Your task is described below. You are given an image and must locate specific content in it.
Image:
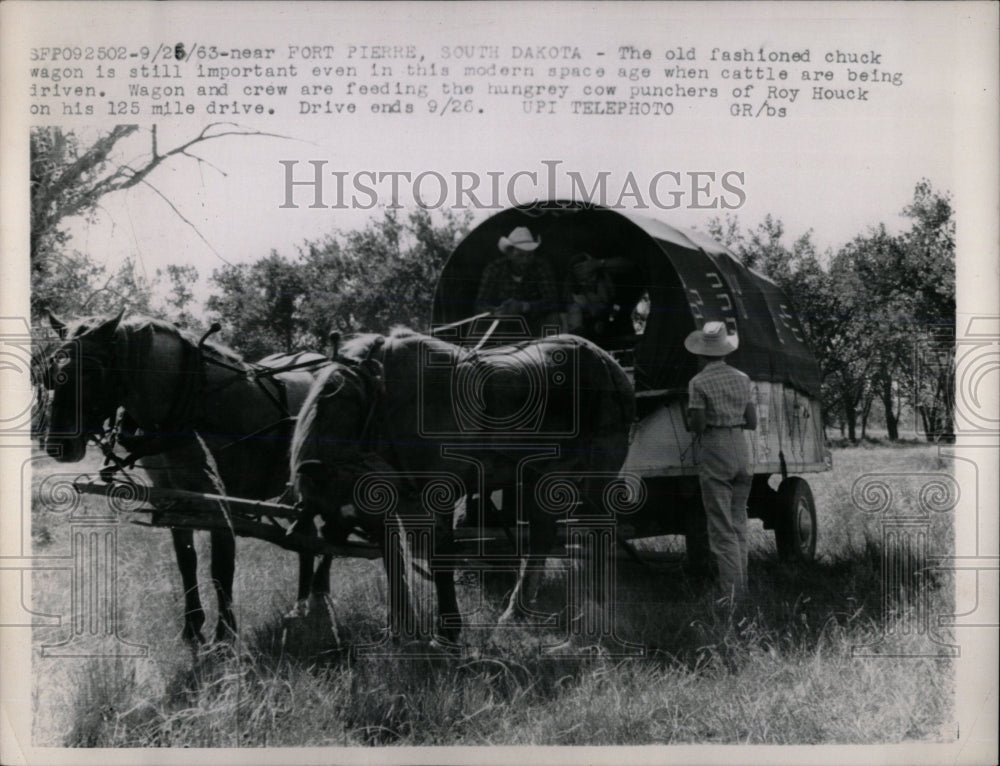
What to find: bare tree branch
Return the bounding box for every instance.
[31,124,293,263]
[138,179,232,265]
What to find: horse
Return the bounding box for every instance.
[43,311,329,644]
[289,328,635,646]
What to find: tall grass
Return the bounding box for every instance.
[32,443,956,746]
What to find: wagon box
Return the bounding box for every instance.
[433,202,830,563]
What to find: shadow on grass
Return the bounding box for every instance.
[243,527,943,668]
[620,533,948,667]
[74,530,951,747]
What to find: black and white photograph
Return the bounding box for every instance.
[0,2,997,763]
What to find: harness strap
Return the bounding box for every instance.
[164,333,207,430]
[249,356,331,378]
[202,354,329,419]
[314,336,415,495]
[107,329,327,475]
[357,337,387,446]
[251,374,289,418]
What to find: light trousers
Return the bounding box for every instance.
[696,428,752,600]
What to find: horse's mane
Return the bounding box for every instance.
[338,327,550,367]
[337,326,433,361]
[69,313,244,365]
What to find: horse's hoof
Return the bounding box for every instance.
[497,603,558,633]
[196,639,234,661]
[285,599,311,620]
[428,636,463,657]
[497,606,528,627]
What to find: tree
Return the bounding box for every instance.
[30,125,137,278]
[32,249,158,321]
[840,225,912,440]
[206,208,473,358]
[206,251,308,359]
[707,181,955,444]
[295,207,471,343]
[823,248,880,441]
[842,183,955,442]
[30,124,283,320]
[899,180,956,442]
[159,265,201,330]
[707,215,866,434]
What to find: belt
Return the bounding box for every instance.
[706,424,743,430]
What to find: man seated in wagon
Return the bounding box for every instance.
[475,226,561,337]
[562,250,641,343]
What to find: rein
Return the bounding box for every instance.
[301,337,389,485]
[96,323,329,480]
[330,336,386,449]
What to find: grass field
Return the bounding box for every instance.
[30,440,956,747]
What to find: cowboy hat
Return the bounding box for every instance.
[684,321,739,356]
[498,226,541,253]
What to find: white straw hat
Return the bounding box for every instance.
[498,226,541,253]
[684,321,739,356]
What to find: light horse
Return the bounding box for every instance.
[290,328,635,646]
[43,311,329,644]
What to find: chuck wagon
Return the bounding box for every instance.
[432,202,830,563]
[62,202,830,644]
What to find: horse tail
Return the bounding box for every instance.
[605,349,636,429]
[579,339,635,468]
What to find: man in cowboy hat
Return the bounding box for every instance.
[685,321,758,603]
[476,226,560,337]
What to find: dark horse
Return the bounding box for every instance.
[290,328,635,645]
[43,311,328,644]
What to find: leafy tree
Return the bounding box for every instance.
[707,180,955,444]
[34,250,158,320]
[839,226,909,439]
[30,124,283,320]
[206,251,307,359]
[712,213,796,284]
[899,180,956,442]
[840,183,954,442]
[206,208,472,358]
[158,264,201,330]
[30,125,138,284]
[823,248,880,441]
[311,207,470,335]
[708,215,864,434]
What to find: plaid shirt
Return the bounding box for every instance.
[688,359,752,427]
[475,256,560,315]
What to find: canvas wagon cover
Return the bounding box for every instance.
[432,203,822,398]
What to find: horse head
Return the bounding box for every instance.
[43,310,125,462]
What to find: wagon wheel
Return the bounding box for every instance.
[774,477,817,562]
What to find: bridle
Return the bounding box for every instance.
[61,321,330,483]
[324,336,387,451]
[51,339,121,430]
